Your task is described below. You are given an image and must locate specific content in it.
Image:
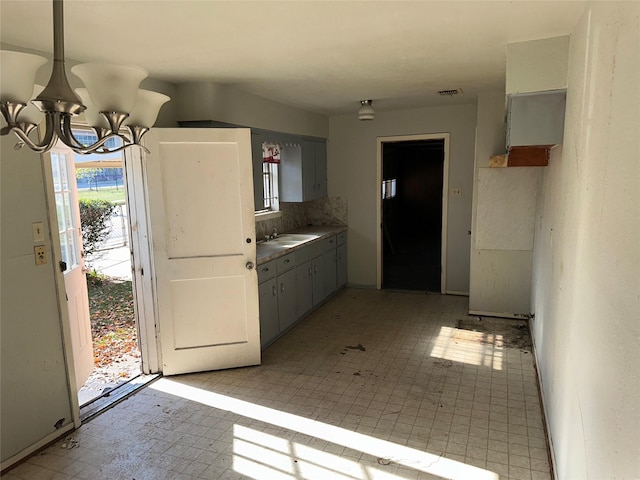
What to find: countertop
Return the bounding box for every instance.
[256,225,347,264]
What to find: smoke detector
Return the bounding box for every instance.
[438,88,464,96]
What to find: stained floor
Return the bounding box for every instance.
[2,289,551,480]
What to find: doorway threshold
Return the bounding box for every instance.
[79,373,160,423]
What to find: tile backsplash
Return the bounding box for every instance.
[255,196,347,239]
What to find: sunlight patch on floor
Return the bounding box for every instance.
[430,326,503,370]
[151,378,499,480]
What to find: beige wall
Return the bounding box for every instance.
[1,136,74,466]
[328,104,477,291]
[531,3,640,478]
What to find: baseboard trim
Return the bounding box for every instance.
[529,321,558,480]
[446,290,469,296]
[1,422,74,474]
[469,309,530,319]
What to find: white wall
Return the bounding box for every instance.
[531,3,640,478]
[176,82,328,138]
[329,104,477,291]
[1,136,74,467]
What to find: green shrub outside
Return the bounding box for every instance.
[79,199,116,257]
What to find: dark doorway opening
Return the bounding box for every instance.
[382,139,445,292]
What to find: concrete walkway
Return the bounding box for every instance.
[86,245,132,280]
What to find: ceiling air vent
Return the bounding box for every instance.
[438,88,463,96]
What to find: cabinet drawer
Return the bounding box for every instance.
[276,252,296,273]
[324,235,337,252]
[297,240,324,263]
[337,231,347,246]
[257,260,276,283]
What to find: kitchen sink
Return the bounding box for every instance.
[261,233,320,247]
[273,233,319,242]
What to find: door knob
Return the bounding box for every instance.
[246,261,255,270]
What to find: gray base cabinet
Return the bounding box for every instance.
[258,278,278,348]
[258,231,347,349]
[296,261,313,317]
[277,268,297,332]
[337,243,347,288]
[311,256,325,306]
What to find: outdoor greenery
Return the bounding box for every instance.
[77,187,126,203]
[86,272,137,368]
[79,199,116,257]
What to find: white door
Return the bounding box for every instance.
[144,128,260,375]
[46,146,94,390]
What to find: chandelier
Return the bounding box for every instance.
[0,0,169,155]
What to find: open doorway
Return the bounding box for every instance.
[75,152,141,406]
[46,132,142,408]
[378,135,449,292]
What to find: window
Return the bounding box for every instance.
[73,131,121,149]
[259,142,280,212]
[51,150,79,271]
[382,178,397,199]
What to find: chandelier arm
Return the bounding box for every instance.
[7,112,58,153]
[59,114,91,150]
[62,126,135,155]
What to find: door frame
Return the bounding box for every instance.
[376,133,450,293]
[44,127,160,422]
[122,146,161,374]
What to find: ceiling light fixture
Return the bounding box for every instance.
[0,0,169,155]
[358,100,375,121]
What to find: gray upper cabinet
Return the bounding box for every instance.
[315,141,327,198]
[506,90,566,149]
[280,139,327,202]
[251,131,266,211]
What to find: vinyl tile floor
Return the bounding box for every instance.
[3,288,551,480]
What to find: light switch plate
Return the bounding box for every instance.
[34,246,47,265]
[32,222,44,242]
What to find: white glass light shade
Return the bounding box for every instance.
[20,85,46,125]
[71,63,148,113]
[0,51,47,104]
[124,89,170,128]
[358,100,375,121]
[75,88,109,129]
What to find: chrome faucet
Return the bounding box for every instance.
[265,227,279,241]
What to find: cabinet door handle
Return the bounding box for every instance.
[308,267,312,277]
[272,286,277,296]
[280,283,285,294]
[261,267,269,272]
[284,259,290,264]
[314,266,318,274]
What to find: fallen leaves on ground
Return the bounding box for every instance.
[87,274,139,368]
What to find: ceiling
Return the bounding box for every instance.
[0,1,586,116]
